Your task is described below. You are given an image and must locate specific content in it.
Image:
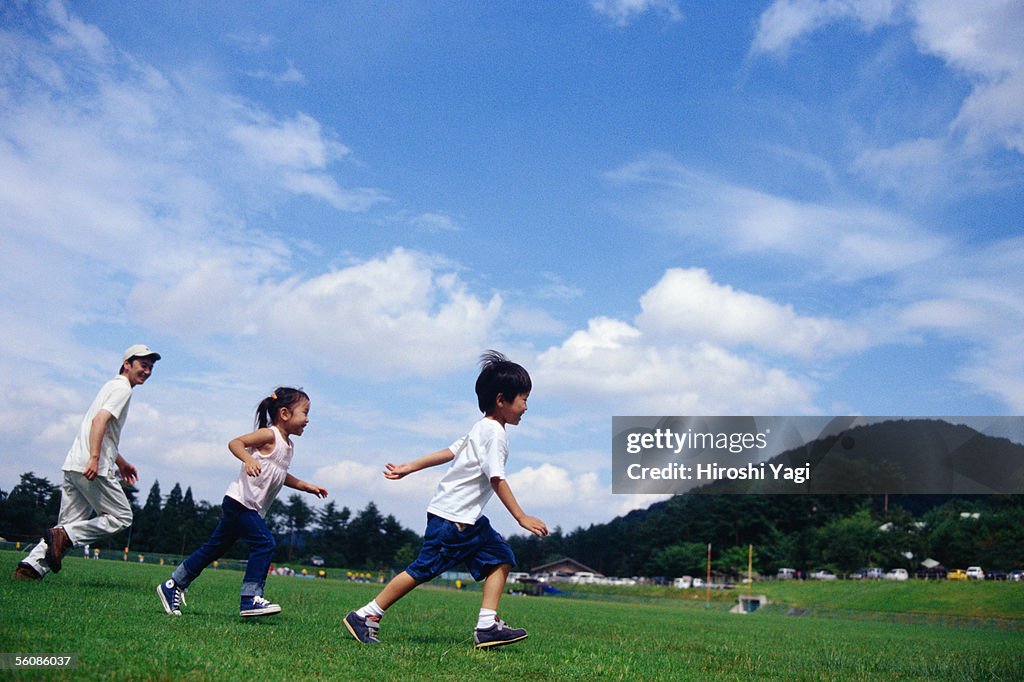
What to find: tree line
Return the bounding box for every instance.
[0,472,419,569]
[5,471,1023,577]
[507,493,1024,578]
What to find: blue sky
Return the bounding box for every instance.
[2,1,1022,538]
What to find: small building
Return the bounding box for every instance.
[531,557,603,578]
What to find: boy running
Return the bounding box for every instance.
[344,350,547,648]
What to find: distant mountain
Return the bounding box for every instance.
[690,418,1024,494]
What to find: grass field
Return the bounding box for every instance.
[2,551,1023,680]
[559,579,1024,621]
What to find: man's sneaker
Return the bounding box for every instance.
[343,611,380,644]
[12,563,42,581]
[43,527,72,573]
[473,617,528,648]
[157,579,187,616]
[240,595,281,617]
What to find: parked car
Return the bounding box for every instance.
[916,566,948,580]
[947,569,968,581]
[776,567,796,580]
[851,567,884,580]
[1009,569,1024,582]
[966,566,985,580]
[884,568,909,581]
[307,555,325,567]
[810,569,837,580]
[985,570,1007,581]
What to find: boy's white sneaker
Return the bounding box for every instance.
[473,617,528,648]
[343,611,381,644]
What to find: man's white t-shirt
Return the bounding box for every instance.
[426,418,508,525]
[62,375,133,479]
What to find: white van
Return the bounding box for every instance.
[569,572,598,584]
[966,566,985,580]
[777,567,796,580]
[884,568,908,581]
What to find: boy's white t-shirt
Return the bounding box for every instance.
[426,417,508,524]
[225,426,294,518]
[62,375,133,479]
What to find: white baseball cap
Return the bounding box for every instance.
[122,344,162,362]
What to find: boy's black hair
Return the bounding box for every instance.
[475,350,531,414]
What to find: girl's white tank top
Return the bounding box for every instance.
[224,425,293,518]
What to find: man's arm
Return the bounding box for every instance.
[491,477,548,537]
[383,448,456,480]
[84,409,114,481]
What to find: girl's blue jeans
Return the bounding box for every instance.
[171,495,276,597]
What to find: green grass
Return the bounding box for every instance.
[2,551,1023,680]
[560,579,1024,620]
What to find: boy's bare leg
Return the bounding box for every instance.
[481,563,510,611]
[375,570,421,610]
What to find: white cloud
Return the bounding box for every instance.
[226,109,387,209]
[127,247,504,379]
[266,249,503,378]
[505,463,669,532]
[606,154,947,281]
[908,2,1024,159]
[535,272,584,302]
[954,71,1024,153]
[1,4,448,381]
[409,212,461,232]
[752,0,898,55]
[603,151,1024,411]
[957,336,1024,412]
[893,236,1024,408]
[638,268,869,359]
[246,61,306,85]
[225,30,276,53]
[44,0,114,62]
[229,111,347,170]
[590,0,683,26]
[909,0,1022,78]
[754,1,1024,156]
[851,138,959,196]
[536,316,816,414]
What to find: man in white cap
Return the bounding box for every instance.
[13,345,161,580]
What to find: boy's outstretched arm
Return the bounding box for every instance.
[384,448,455,480]
[492,477,548,537]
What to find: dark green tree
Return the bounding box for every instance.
[278,494,315,562]
[313,501,351,566]
[0,472,60,542]
[646,542,708,577]
[132,481,162,551]
[812,508,880,573]
[153,483,184,553]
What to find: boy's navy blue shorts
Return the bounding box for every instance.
[405,513,517,582]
